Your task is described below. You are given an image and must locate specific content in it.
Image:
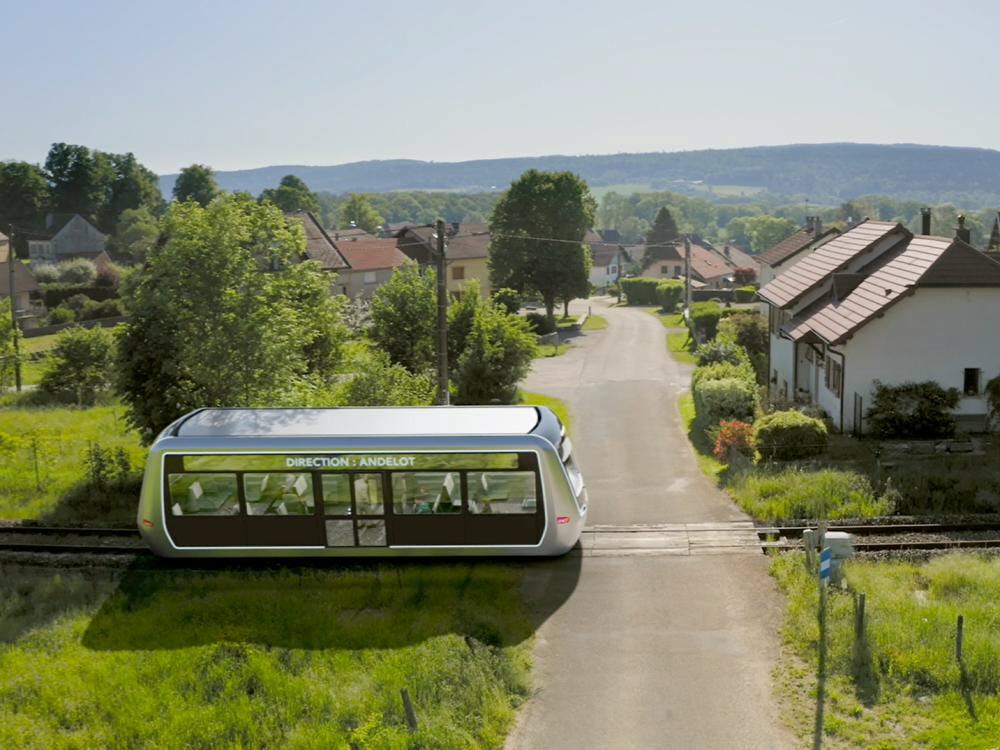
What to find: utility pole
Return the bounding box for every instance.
[7,225,22,392]
[684,236,692,315]
[435,219,449,405]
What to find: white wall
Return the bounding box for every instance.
[770,333,795,401]
[841,287,1000,433]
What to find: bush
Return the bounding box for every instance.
[655,279,684,311]
[690,301,722,342]
[31,263,60,284]
[63,293,93,317]
[733,285,757,303]
[865,380,961,438]
[55,257,98,285]
[524,311,555,335]
[620,277,659,305]
[47,306,76,325]
[695,340,747,367]
[717,311,767,356]
[691,360,756,390]
[79,298,124,321]
[339,350,435,406]
[491,287,521,315]
[95,264,121,288]
[39,325,116,405]
[713,420,754,462]
[754,410,828,460]
[454,306,538,405]
[607,282,620,298]
[34,284,119,309]
[693,376,758,430]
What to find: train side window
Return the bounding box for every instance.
[168,473,239,516]
[353,474,385,514]
[467,471,537,514]
[392,472,462,514]
[243,473,314,516]
[322,475,352,515]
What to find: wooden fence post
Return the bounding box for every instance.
[401,687,418,732]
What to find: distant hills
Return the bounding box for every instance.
[158,143,1000,208]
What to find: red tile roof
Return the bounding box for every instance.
[401,223,491,261]
[758,227,839,268]
[338,240,411,272]
[786,237,1000,345]
[689,242,735,282]
[758,220,907,309]
[713,244,760,272]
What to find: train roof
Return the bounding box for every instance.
[171,407,550,439]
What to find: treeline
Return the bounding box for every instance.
[314,191,499,229]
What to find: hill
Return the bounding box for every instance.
[158,143,1000,208]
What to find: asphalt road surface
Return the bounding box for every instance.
[506,300,795,750]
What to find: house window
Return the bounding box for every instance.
[675,265,682,276]
[363,271,377,284]
[452,266,465,280]
[660,265,669,274]
[825,356,843,398]
[964,368,981,396]
[609,265,617,274]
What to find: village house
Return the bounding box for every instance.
[710,242,760,283]
[757,217,840,287]
[26,214,108,265]
[758,217,1000,433]
[396,223,491,298]
[336,239,411,297]
[284,210,351,287]
[588,243,629,290]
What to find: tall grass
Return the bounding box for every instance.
[730,468,894,522]
[0,404,145,522]
[772,553,1000,747]
[0,561,533,749]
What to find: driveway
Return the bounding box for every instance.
[506,300,795,750]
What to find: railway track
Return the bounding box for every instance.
[0,525,145,555]
[756,521,1000,553]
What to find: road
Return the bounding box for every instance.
[506,300,795,750]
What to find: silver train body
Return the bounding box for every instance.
[138,406,587,557]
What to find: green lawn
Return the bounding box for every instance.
[21,333,59,355]
[667,332,697,365]
[520,390,571,435]
[534,342,570,358]
[678,393,726,482]
[646,308,685,329]
[0,404,145,523]
[772,553,1000,748]
[0,560,533,749]
[581,314,608,331]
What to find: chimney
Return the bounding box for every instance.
[812,217,822,236]
[920,207,932,236]
[805,216,815,234]
[723,245,731,257]
[955,214,971,244]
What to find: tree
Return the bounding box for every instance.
[448,280,484,364]
[369,264,436,373]
[338,349,435,406]
[0,162,50,249]
[489,170,596,324]
[453,304,537,405]
[39,325,116,405]
[44,143,113,221]
[259,174,319,214]
[116,195,344,442]
[747,215,797,253]
[172,164,219,206]
[101,152,162,232]
[107,207,159,263]
[644,207,680,266]
[339,193,384,234]
[556,245,592,318]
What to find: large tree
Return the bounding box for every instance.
[106,207,159,263]
[0,161,50,254]
[747,215,797,253]
[101,153,162,231]
[116,195,344,442]
[488,169,596,323]
[259,174,319,214]
[369,263,436,374]
[453,303,537,405]
[339,193,384,234]
[172,164,219,206]
[643,206,680,266]
[44,143,114,221]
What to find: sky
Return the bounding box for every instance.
[4,0,1000,175]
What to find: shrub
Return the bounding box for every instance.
[524,311,555,335]
[733,285,757,302]
[79,298,124,321]
[607,282,620,298]
[693,376,758,430]
[491,287,521,315]
[31,263,60,283]
[454,306,537,404]
[690,301,722,342]
[717,311,767,356]
[39,325,116,405]
[695,340,747,367]
[34,284,119,309]
[865,380,961,438]
[713,420,754,462]
[691,360,756,389]
[754,410,828,460]
[655,279,684,311]
[56,257,98,285]
[63,293,93,317]
[620,277,660,305]
[338,350,435,406]
[95,264,121,288]
[47,306,76,325]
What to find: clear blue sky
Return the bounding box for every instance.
[5,0,999,175]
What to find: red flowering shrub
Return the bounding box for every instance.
[713,420,754,462]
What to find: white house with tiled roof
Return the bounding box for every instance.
[758,219,1000,433]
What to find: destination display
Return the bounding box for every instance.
[182,452,521,472]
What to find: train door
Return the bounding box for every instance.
[320,472,389,548]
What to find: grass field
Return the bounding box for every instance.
[519,390,571,435]
[581,314,607,331]
[21,333,59,355]
[667,332,697,365]
[0,560,534,749]
[533,342,569,358]
[772,553,1000,748]
[0,404,144,523]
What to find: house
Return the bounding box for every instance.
[285,211,350,273]
[757,217,840,288]
[589,243,628,290]
[687,240,736,289]
[26,214,107,264]
[396,223,491,298]
[758,218,1000,433]
[710,243,760,283]
[0,259,42,328]
[330,227,376,242]
[336,240,412,297]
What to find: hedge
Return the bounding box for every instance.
[690,301,722,342]
[754,410,828,460]
[32,284,120,309]
[693,377,758,429]
[865,380,961,438]
[690,360,757,390]
[620,277,659,305]
[734,286,757,303]
[656,280,684,311]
